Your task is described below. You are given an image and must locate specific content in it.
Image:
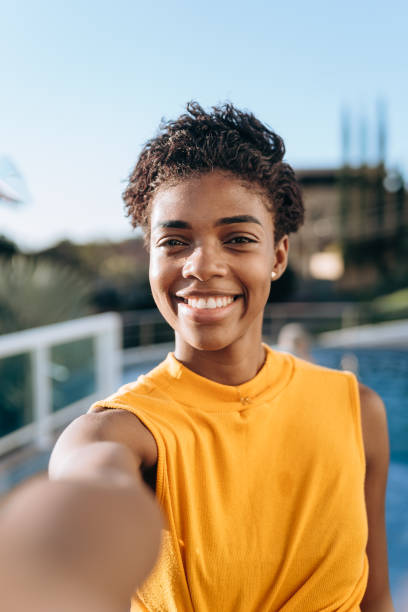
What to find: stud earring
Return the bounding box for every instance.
[271,271,277,279]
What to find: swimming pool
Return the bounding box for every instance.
[124,347,408,606]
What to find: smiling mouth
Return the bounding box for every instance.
[175,295,240,309]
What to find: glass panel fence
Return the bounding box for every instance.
[50,337,96,412]
[0,352,33,437]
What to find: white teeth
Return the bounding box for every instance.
[186,296,234,309]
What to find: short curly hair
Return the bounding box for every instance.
[123,102,304,246]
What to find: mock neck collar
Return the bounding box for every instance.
[153,344,294,412]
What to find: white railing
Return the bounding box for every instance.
[0,313,122,455]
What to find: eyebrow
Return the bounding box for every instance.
[155,220,191,229]
[154,215,262,230]
[215,215,262,226]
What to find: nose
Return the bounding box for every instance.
[182,245,227,281]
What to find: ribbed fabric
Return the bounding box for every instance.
[91,346,368,611]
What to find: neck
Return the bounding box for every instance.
[174,335,266,386]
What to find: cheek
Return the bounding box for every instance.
[248,261,273,287]
[148,257,166,303]
[148,253,161,283]
[246,268,272,308]
[149,255,177,315]
[149,252,170,286]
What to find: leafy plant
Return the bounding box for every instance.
[0,255,94,334]
[0,255,96,437]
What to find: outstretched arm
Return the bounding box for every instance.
[0,410,163,612]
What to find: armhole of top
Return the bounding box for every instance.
[344,372,366,472]
[131,410,166,506]
[88,401,166,506]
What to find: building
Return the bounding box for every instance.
[290,164,408,294]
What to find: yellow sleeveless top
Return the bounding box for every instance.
[91,346,368,611]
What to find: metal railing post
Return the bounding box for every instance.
[32,345,52,449]
[95,321,122,399]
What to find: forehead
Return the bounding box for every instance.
[150,172,272,227]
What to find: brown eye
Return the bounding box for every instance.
[227,236,256,244]
[161,239,186,247]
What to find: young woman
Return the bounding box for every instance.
[0,103,394,611]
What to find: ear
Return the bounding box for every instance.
[271,235,289,280]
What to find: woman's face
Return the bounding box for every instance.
[149,171,288,356]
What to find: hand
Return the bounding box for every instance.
[0,475,161,612]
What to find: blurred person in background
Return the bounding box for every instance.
[276,324,361,377]
[276,322,313,362]
[0,103,394,611]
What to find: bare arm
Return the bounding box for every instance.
[0,410,162,612]
[359,383,395,612]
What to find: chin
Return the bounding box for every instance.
[180,330,238,353]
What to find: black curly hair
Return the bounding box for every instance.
[123,102,304,246]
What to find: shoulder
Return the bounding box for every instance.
[287,352,354,391]
[66,408,158,468]
[285,352,338,378]
[358,382,390,470]
[94,408,158,467]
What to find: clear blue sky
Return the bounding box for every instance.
[1,0,407,250]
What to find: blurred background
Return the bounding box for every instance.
[1,0,407,607]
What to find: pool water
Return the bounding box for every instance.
[124,347,408,606]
